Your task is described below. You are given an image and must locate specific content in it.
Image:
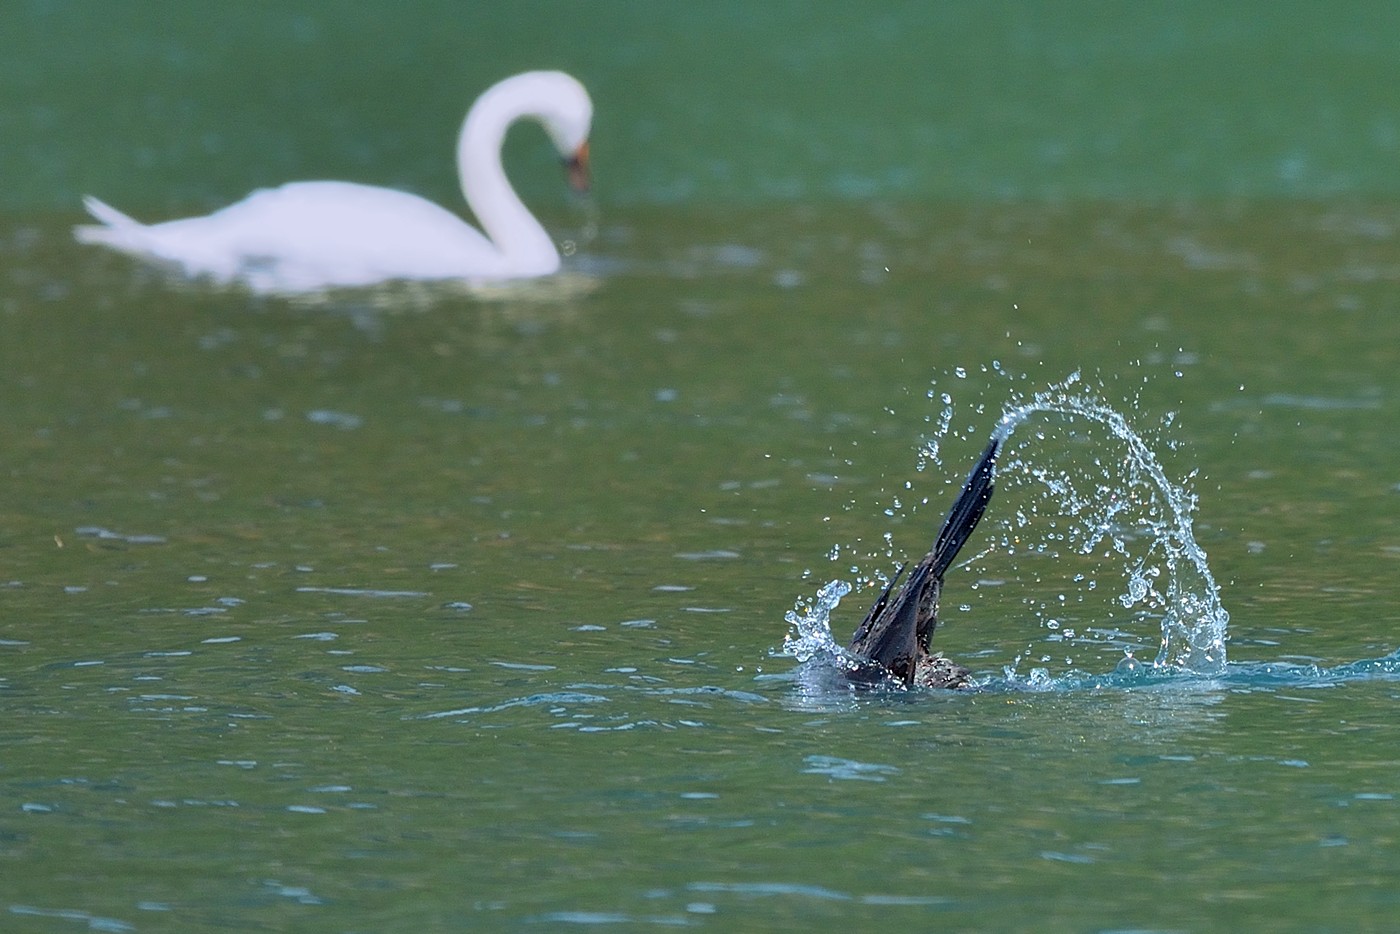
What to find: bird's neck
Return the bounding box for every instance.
[456,98,559,274]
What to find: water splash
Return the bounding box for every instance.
[993,374,1229,673]
[782,372,1230,689]
[782,579,858,671]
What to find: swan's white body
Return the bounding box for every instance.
[75,70,592,294]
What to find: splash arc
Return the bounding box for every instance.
[995,389,1229,673]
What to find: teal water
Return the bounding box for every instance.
[6,4,1400,932]
[10,2,1400,209]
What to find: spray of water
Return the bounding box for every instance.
[783,372,1230,684]
[784,578,880,680]
[995,374,1229,673]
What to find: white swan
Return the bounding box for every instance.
[74,70,592,294]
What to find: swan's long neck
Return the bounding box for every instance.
[456,88,560,276]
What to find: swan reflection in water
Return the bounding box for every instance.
[75,70,592,295]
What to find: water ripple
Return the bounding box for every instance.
[643,686,767,705]
[295,586,429,598]
[9,905,134,932]
[419,691,610,720]
[74,526,166,545]
[689,881,849,901]
[802,755,899,782]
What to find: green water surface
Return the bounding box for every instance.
[5,4,1400,932]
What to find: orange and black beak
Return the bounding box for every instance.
[564,140,591,193]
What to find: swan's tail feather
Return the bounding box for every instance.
[75,195,151,248]
[82,195,141,228]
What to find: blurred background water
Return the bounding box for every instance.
[10,1,1400,210]
[5,2,1400,931]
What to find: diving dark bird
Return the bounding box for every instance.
[846,434,1002,689]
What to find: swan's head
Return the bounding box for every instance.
[471,71,593,190]
[529,72,592,193]
[527,72,592,156]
